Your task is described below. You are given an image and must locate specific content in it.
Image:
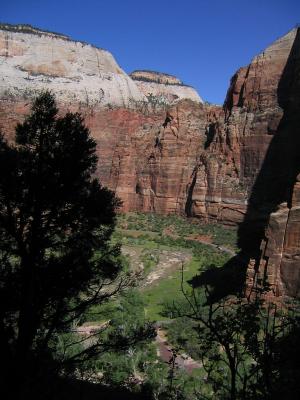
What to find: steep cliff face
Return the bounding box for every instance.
[213,29,298,203]
[222,29,298,190]
[244,28,300,298]
[0,25,299,298]
[96,100,207,214]
[0,24,144,108]
[0,24,220,222]
[176,31,300,226]
[0,25,297,224]
[192,27,300,298]
[130,70,203,104]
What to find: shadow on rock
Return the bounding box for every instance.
[188,254,249,303]
[189,28,300,300]
[238,28,300,256]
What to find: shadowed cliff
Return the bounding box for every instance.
[190,28,300,301]
[238,27,300,257]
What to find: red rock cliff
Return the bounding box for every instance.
[243,28,300,298]
[0,26,299,296]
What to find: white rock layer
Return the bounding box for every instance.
[0,28,145,107]
[133,79,203,104]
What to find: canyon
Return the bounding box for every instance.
[0,24,299,298]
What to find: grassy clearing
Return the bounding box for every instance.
[141,252,230,321]
[141,258,202,321]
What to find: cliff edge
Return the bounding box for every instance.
[130,70,203,104]
[0,23,145,108]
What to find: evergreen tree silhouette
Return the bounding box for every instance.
[0,92,123,399]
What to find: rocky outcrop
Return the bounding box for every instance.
[130,70,182,85]
[73,102,204,215]
[176,30,300,227]
[0,93,241,223]
[130,70,203,104]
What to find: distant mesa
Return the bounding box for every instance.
[130,70,203,104]
[130,70,183,85]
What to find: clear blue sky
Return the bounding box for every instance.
[2,0,299,104]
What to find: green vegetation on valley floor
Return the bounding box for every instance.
[69,212,300,399]
[115,212,238,251]
[4,92,299,400]
[86,212,236,322]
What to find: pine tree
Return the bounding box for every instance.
[0,92,123,398]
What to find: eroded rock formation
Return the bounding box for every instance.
[243,28,300,298]
[0,24,299,296]
[130,70,203,104]
[0,24,145,108]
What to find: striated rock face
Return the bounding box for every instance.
[130,70,182,85]
[244,28,300,298]
[196,27,300,298]
[0,24,299,296]
[0,24,145,108]
[99,100,206,214]
[0,24,226,223]
[130,70,203,104]
[175,30,300,228]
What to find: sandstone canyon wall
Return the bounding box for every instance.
[0,25,246,224]
[0,24,145,109]
[244,28,300,298]
[203,27,300,299]
[0,24,299,297]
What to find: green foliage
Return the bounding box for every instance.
[89,290,157,390]
[0,91,124,398]
[141,258,230,321]
[115,212,232,322]
[140,248,160,273]
[116,212,238,251]
[114,212,300,399]
[164,279,300,400]
[163,317,202,360]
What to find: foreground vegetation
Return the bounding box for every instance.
[104,212,300,399]
[1,93,299,400]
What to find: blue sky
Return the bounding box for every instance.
[2,0,299,104]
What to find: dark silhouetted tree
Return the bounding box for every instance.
[0,92,126,399]
[167,266,300,400]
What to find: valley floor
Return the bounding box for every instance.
[81,213,238,375]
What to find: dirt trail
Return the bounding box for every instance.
[78,231,235,373]
[75,323,202,374]
[156,328,202,374]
